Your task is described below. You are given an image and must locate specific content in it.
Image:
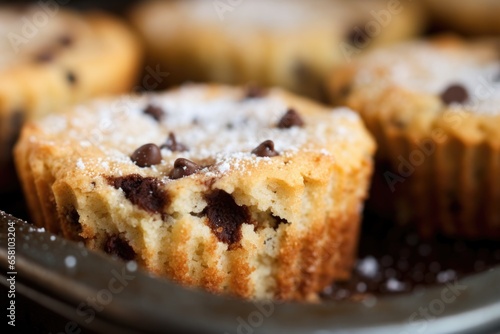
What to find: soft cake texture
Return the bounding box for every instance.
[328,36,500,239]
[15,84,375,301]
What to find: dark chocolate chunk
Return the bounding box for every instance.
[169,158,201,180]
[143,104,165,122]
[131,144,162,167]
[104,235,136,261]
[203,190,250,246]
[271,214,289,228]
[243,85,267,99]
[66,71,77,85]
[161,133,188,152]
[440,84,469,105]
[66,206,80,228]
[251,140,279,157]
[109,174,167,214]
[277,108,304,129]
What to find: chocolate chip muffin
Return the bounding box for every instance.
[424,0,500,35]
[328,36,500,239]
[129,0,424,100]
[14,84,375,301]
[0,5,142,188]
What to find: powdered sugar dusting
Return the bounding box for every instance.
[34,85,367,179]
[76,158,85,170]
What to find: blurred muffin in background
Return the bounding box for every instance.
[327,35,500,239]
[0,5,143,189]
[424,0,500,35]
[130,0,425,100]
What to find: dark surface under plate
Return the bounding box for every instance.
[1,197,500,333]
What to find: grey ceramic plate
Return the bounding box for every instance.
[1,211,499,334]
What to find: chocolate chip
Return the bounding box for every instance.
[104,235,136,261]
[143,104,165,122]
[203,190,250,247]
[243,85,267,99]
[59,35,73,47]
[161,133,188,152]
[169,158,201,179]
[66,71,77,85]
[109,174,168,214]
[271,214,289,230]
[131,144,162,167]
[277,108,304,129]
[35,52,53,63]
[440,84,469,105]
[252,140,279,157]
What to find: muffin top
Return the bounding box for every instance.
[26,84,374,182]
[0,5,142,119]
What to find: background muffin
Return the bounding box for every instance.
[0,5,143,189]
[328,36,500,239]
[129,0,425,100]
